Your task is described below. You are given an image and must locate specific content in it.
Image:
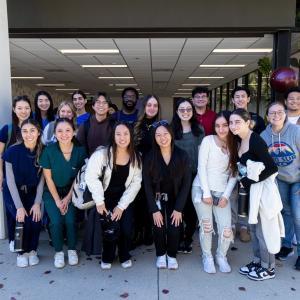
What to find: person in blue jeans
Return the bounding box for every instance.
[261,101,300,270]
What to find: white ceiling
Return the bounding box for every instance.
[9,35,279,97]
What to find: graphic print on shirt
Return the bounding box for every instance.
[268,141,296,167]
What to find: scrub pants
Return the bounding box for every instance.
[44,191,77,252]
[3,184,41,253]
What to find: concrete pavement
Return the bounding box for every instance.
[0,234,300,300]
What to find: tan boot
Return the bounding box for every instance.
[239,227,251,243]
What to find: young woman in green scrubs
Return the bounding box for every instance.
[40,118,86,268]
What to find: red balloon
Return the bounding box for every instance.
[270,67,298,93]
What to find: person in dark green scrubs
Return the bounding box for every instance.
[40,118,86,268]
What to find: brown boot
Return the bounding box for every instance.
[239,227,251,243]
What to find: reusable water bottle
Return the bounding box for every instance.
[238,186,249,217]
[14,221,24,252]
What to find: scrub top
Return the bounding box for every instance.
[2,143,40,187]
[0,124,21,148]
[76,112,90,127]
[39,142,87,189]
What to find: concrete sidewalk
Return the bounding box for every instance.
[0,235,300,300]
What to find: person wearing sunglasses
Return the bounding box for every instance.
[143,121,191,269]
[171,98,204,254]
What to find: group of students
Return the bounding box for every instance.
[0,85,300,282]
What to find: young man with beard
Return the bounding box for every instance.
[77,92,114,157]
[72,90,91,127]
[285,87,300,125]
[112,87,139,125]
[191,87,216,136]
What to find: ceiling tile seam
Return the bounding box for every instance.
[41,39,100,85]
[184,38,225,89]
[165,38,188,93]
[113,39,139,89]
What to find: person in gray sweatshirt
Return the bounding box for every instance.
[261,101,300,271]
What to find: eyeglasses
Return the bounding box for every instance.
[178,108,193,113]
[268,111,285,117]
[152,120,169,128]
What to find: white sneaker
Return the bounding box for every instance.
[167,255,178,270]
[202,256,216,274]
[216,255,231,273]
[101,261,112,270]
[54,251,65,268]
[121,259,132,269]
[68,250,78,266]
[156,255,167,269]
[28,250,39,266]
[17,253,28,268]
[9,241,16,253]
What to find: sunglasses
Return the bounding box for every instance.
[152,120,169,129]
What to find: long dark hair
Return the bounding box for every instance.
[213,111,239,175]
[148,122,181,181]
[12,95,32,127]
[134,95,161,145]
[171,98,203,139]
[20,119,43,167]
[108,122,141,169]
[34,91,55,128]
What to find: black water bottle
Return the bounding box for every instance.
[238,186,249,218]
[14,221,24,252]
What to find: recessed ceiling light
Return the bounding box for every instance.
[182,83,210,86]
[60,49,119,54]
[114,83,138,86]
[178,89,193,91]
[213,48,272,53]
[98,77,134,79]
[36,83,65,87]
[11,77,44,79]
[199,64,245,68]
[81,65,127,68]
[188,76,224,79]
[55,88,79,91]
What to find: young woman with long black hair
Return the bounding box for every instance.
[171,98,204,253]
[143,121,191,269]
[85,122,142,269]
[229,109,278,281]
[33,91,55,130]
[0,95,32,251]
[132,95,161,247]
[2,119,44,267]
[40,118,87,268]
[192,111,238,273]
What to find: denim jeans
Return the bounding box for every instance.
[277,178,300,256]
[193,190,233,258]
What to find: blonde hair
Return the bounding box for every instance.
[57,101,77,127]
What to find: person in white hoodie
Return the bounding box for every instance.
[261,101,300,271]
[85,122,142,270]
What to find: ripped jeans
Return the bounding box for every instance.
[193,191,233,258]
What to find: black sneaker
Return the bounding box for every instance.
[295,257,300,271]
[247,267,275,281]
[178,242,192,254]
[275,246,294,261]
[239,261,261,275]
